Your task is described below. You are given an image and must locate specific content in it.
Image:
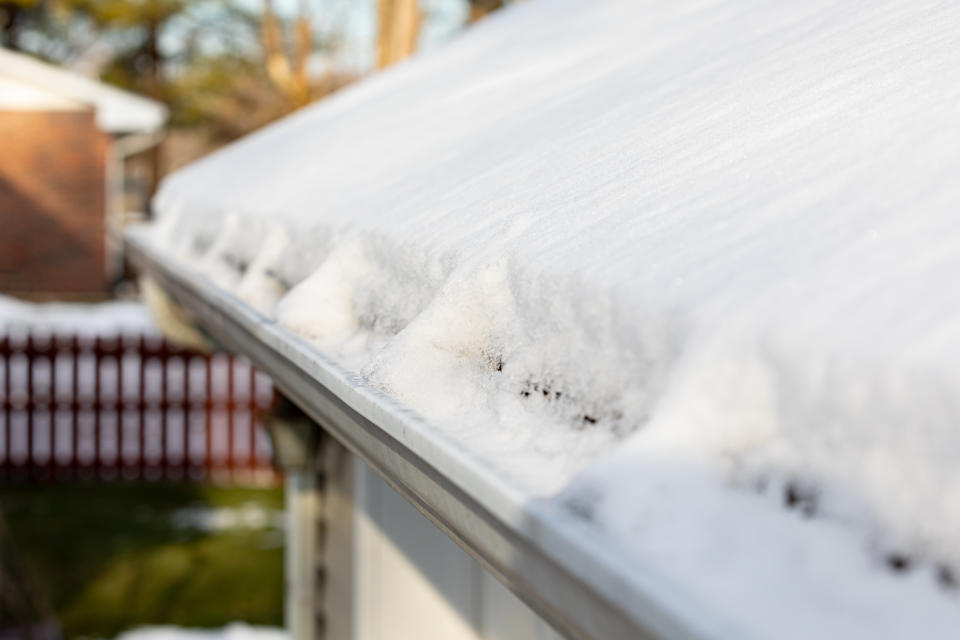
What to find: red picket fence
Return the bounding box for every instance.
[0,329,278,483]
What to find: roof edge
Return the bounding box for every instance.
[124,227,745,640]
[0,47,169,133]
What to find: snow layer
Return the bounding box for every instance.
[0,295,156,334]
[171,503,286,532]
[113,623,287,640]
[147,0,960,636]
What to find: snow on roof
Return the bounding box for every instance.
[0,47,168,133]
[144,0,960,636]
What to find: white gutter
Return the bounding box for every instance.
[125,228,750,640]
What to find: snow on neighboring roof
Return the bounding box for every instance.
[144,0,960,636]
[0,47,168,133]
[0,294,156,335]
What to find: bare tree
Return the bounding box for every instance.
[261,0,313,108]
[376,0,420,69]
[468,0,503,23]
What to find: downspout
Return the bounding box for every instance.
[264,399,325,640]
[106,131,165,288]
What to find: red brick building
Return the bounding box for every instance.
[0,48,167,299]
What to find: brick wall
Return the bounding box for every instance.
[0,110,109,296]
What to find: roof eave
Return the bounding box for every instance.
[0,47,169,134]
[124,226,741,640]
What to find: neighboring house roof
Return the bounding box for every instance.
[0,46,168,134]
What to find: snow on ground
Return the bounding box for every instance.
[113,623,287,640]
[171,503,285,532]
[0,294,156,334]
[144,0,960,636]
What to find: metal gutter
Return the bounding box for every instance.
[125,229,744,640]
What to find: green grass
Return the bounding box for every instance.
[0,482,284,639]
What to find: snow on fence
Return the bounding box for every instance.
[0,330,277,482]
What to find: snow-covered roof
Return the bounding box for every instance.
[134,0,960,637]
[0,47,168,133]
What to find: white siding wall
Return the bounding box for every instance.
[348,458,562,640]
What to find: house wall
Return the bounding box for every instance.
[324,446,561,640]
[0,109,110,297]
